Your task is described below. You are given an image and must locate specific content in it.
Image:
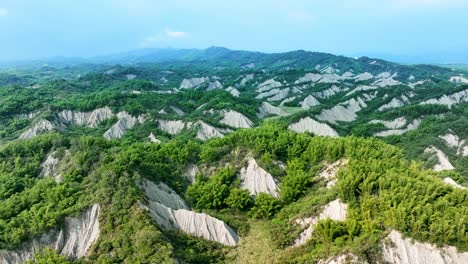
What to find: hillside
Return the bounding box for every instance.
[0,47,467,264]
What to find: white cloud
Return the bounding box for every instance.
[0,8,8,17]
[140,28,189,47]
[165,29,188,38]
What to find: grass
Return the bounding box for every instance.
[228,220,284,264]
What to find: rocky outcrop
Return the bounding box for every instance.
[220,110,253,128]
[421,89,468,108]
[19,119,55,139]
[240,74,254,86]
[148,133,161,144]
[195,121,229,141]
[288,117,339,137]
[319,159,348,188]
[301,95,320,109]
[240,158,279,197]
[313,85,345,99]
[296,72,346,84]
[256,79,282,92]
[158,120,191,135]
[374,119,421,137]
[139,180,239,246]
[139,180,188,210]
[317,94,376,124]
[440,133,468,157]
[424,146,455,171]
[370,117,407,129]
[0,204,100,264]
[40,153,62,183]
[57,107,113,128]
[294,199,347,246]
[226,86,240,97]
[382,230,468,264]
[257,102,288,118]
[256,88,290,102]
[207,80,223,90]
[180,77,208,89]
[378,95,410,111]
[373,73,401,87]
[449,76,468,84]
[443,177,466,190]
[183,163,199,183]
[354,72,374,81]
[103,112,144,139]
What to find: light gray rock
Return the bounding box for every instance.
[183,163,199,183]
[374,119,421,137]
[225,86,240,97]
[240,74,254,86]
[288,117,339,137]
[354,72,374,81]
[40,152,62,182]
[312,85,344,99]
[421,89,468,108]
[19,119,55,139]
[240,158,279,197]
[180,77,209,89]
[139,179,188,210]
[220,110,253,128]
[440,133,468,157]
[294,199,347,246]
[424,146,455,171]
[256,79,282,93]
[196,121,229,141]
[449,76,468,84]
[382,230,468,264]
[0,204,100,264]
[300,95,320,109]
[148,133,161,144]
[257,102,288,118]
[57,107,113,128]
[443,177,466,189]
[139,181,239,246]
[103,112,144,139]
[370,117,407,129]
[158,120,190,135]
[207,80,223,90]
[317,94,376,124]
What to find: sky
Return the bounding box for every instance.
[1,0,468,63]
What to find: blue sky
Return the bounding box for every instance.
[1,0,468,63]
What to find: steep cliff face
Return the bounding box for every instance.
[0,204,100,264]
[139,179,240,246]
[40,152,62,182]
[57,107,113,128]
[220,110,253,128]
[294,199,348,246]
[382,230,468,264]
[103,112,144,139]
[19,119,55,139]
[240,158,279,197]
[288,117,339,137]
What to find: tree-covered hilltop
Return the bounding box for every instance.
[1,48,468,263]
[0,123,467,263]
